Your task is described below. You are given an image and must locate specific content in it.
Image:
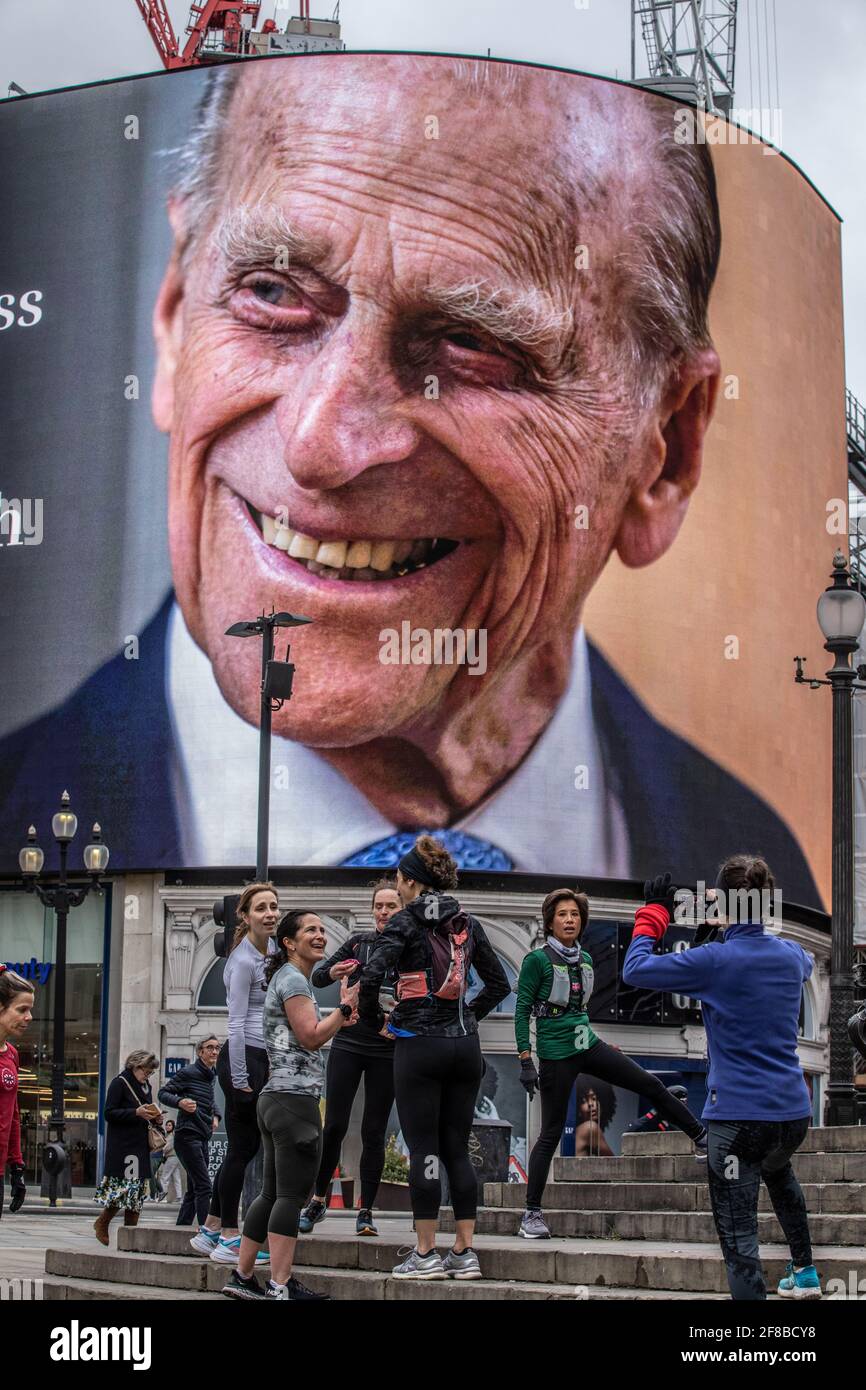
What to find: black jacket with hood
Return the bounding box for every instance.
[357,891,510,1039]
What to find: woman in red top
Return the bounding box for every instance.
[0,966,34,1218]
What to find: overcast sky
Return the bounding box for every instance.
[3,0,866,401]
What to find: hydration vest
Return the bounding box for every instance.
[531,944,594,1019]
[396,913,471,1003]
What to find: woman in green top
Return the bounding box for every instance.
[516,887,705,1239]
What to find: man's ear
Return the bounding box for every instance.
[152,198,188,433]
[614,347,720,570]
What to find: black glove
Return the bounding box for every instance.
[9,1163,26,1214]
[519,1057,539,1100]
[643,872,677,917]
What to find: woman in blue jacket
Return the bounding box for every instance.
[622,855,821,1302]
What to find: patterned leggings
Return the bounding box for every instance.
[707,1117,813,1300]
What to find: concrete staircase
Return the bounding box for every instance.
[41,1127,866,1301]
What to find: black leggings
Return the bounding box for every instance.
[209,1043,269,1229]
[707,1118,812,1300]
[394,1033,483,1222]
[242,1091,322,1242]
[526,1040,705,1207]
[315,1047,395,1210]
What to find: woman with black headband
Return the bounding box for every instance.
[299,877,402,1237]
[357,835,510,1281]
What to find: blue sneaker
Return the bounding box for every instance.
[298,1197,327,1235]
[189,1226,220,1255]
[778,1262,822,1299]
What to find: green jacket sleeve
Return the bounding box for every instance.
[515,952,543,1055]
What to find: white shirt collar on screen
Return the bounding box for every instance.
[165,601,630,876]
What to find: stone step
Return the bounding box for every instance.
[42,1276,224,1301]
[484,1180,865,1213]
[550,1152,866,1184]
[41,1267,730,1302]
[445,1207,866,1245]
[48,1235,866,1297]
[622,1126,866,1156]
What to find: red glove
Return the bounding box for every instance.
[632,902,671,941]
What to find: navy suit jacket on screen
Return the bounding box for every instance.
[0,594,822,908]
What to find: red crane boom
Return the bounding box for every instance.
[133,0,262,70]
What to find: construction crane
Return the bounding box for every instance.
[132,1,262,69]
[133,1,342,68]
[631,1,738,114]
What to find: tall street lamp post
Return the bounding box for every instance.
[795,550,866,1125]
[18,792,110,1203]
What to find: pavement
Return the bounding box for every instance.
[0,1206,385,1289]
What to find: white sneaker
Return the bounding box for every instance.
[391,1247,447,1280]
[209,1235,270,1265]
[210,1235,242,1264]
[189,1227,221,1256]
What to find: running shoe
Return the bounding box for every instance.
[189,1226,221,1255]
[221,1270,265,1301]
[210,1235,242,1264]
[693,1128,708,1161]
[209,1234,271,1266]
[356,1208,378,1236]
[778,1262,822,1299]
[391,1247,447,1279]
[442,1247,482,1279]
[298,1197,327,1234]
[287,1276,332,1301]
[519,1208,551,1240]
[264,1280,290,1300]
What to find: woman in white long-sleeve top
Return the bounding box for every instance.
[189,882,276,1267]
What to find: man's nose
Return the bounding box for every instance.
[277,325,421,491]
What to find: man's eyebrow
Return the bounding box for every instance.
[214,204,331,271]
[420,280,574,361]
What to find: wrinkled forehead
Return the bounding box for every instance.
[222,57,657,248]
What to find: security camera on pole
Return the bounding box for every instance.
[213,610,312,953]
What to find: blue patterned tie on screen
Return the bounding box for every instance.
[340,830,513,871]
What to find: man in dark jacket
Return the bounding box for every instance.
[158,1037,221,1227]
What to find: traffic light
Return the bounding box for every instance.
[213,894,241,958]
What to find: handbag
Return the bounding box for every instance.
[120,1074,167,1153]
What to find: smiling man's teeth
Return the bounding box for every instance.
[249,507,456,580]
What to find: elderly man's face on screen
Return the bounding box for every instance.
[153,57,719,756]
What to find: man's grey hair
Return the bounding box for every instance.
[170,64,720,405]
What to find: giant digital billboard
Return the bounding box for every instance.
[0,54,846,906]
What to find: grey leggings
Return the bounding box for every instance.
[242,1091,322,1242]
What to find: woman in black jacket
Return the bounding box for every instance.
[358,835,510,1282]
[300,878,402,1238]
[94,1049,162,1245]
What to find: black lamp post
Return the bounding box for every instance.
[795,549,866,1126]
[18,792,109,1203]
